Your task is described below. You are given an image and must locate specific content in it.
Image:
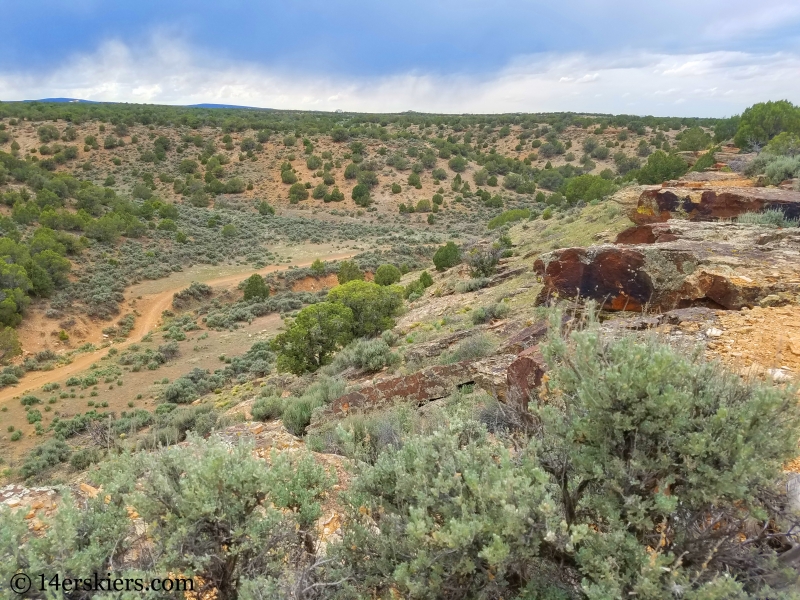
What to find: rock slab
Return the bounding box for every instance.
[632,186,800,225]
[534,223,800,311]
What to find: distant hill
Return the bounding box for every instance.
[28,98,99,104]
[187,103,270,110]
[19,98,270,110]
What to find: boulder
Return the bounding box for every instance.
[498,314,571,354]
[312,354,518,424]
[632,186,800,225]
[615,223,679,245]
[498,320,550,354]
[403,329,475,364]
[505,346,548,412]
[313,361,477,422]
[666,171,753,188]
[534,223,800,311]
[471,354,517,402]
[606,306,718,331]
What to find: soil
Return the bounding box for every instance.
[705,305,800,376]
[291,274,340,293]
[0,251,358,462]
[699,305,800,474]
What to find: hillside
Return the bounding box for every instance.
[0,100,799,599]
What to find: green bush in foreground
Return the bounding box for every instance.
[1,437,333,600]
[633,150,689,184]
[322,318,800,599]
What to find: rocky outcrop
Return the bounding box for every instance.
[498,320,551,354]
[666,171,754,188]
[632,186,800,225]
[471,354,518,401]
[403,329,475,363]
[313,361,476,421]
[505,346,548,412]
[312,354,518,424]
[606,306,718,331]
[615,223,680,245]
[534,223,800,311]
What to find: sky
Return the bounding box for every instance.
[1,0,799,116]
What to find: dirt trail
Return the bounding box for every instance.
[0,251,357,406]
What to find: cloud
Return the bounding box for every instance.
[1,35,798,117]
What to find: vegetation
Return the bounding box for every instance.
[271,302,354,374]
[632,150,689,184]
[2,99,800,600]
[433,241,461,271]
[373,263,402,286]
[326,280,403,338]
[734,100,800,149]
[737,208,798,228]
[487,208,530,229]
[337,260,364,284]
[242,273,270,301]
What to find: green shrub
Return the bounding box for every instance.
[441,333,493,363]
[374,264,402,286]
[242,274,269,300]
[633,150,689,184]
[306,155,322,170]
[352,183,371,207]
[20,395,41,406]
[101,437,329,596]
[280,168,297,184]
[419,270,433,288]
[691,148,717,172]
[312,182,328,199]
[327,280,403,338]
[282,396,318,436]
[455,277,490,293]
[344,163,359,179]
[731,101,800,148]
[763,155,800,184]
[337,260,364,284]
[20,438,71,479]
[251,395,285,421]
[470,301,510,324]
[69,447,102,470]
[433,241,461,271]
[282,378,346,435]
[737,208,798,227]
[533,316,800,596]
[564,174,615,203]
[487,208,530,229]
[327,421,561,598]
[415,198,431,212]
[272,302,354,374]
[765,131,800,157]
[326,186,345,202]
[329,337,398,373]
[288,182,308,202]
